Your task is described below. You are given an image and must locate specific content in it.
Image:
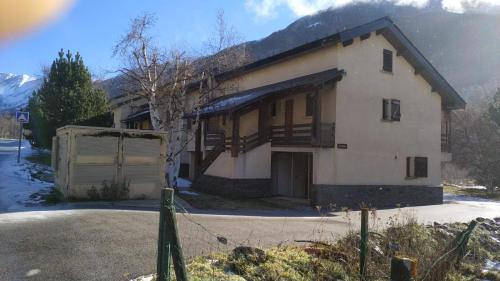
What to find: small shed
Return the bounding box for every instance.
[52,126,167,200]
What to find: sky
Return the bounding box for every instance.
[1,0,499,78]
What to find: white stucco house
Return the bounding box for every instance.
[111,17,465,209]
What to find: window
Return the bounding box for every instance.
[382,99,401,121]
[271,102,277,117]
[305,94,314,117]
[383,49,393,72]
[406,157,428,178]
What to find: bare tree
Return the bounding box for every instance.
[451,100,500,194]
[113,12,248,188]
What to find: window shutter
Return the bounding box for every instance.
[391,99,401,121]
[406,157,411,178]
[414,157,428,178]
[383,99,389,120]
[305,94,313,117]
[383,49,393,72]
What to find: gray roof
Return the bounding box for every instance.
[215,17,465,110]
[186,68,344,118]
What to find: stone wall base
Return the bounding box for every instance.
[192,175,272,199]
[311,185,443,210]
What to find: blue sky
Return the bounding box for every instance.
[1,0,494,78]
[0,0,299,78]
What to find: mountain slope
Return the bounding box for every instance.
[243,1,500,99]
[0,73,43,112]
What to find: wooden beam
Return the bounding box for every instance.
[342,39,354,47]
[360,33,371,41]
[194,122,202,176]
[311,90,321,146]
[231,113,240,157]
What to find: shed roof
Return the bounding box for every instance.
[186,68,344,118]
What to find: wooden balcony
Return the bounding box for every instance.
[271,123,335,148]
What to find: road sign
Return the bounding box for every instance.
[16,111,29,123]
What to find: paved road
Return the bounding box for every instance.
[0,200,499,281]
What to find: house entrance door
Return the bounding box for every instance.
[271,152,312,199]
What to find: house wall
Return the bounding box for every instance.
[331,33,441,187]
[193,31,446,207]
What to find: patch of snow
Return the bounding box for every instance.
[0,73,43,111]
[483,259,500,273]
[0,210,77,224]
[307,21,321,28]
[0,140,53,212]
[130,274,155,281]
[177,178,192,190]
[179,190,199,196]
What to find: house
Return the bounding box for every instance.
[112,17,465,209]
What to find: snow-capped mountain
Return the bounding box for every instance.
[0,73,43,112]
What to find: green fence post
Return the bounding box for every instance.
[157,188,171,281]
[360,208,369,280]
[165,188,188,281]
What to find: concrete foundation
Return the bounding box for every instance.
[192,175,272,199]
[310,185,443,209]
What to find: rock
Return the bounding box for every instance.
[494,217,500,223]
[231,246,267,265]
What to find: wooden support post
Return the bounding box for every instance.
[157,188,188,281]
[311,90,320,146]
[360,208,369,280]
[231,113,240,157]
[390,257,417,281]
[194,122,202,177]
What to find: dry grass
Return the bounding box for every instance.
[140,212,500,281]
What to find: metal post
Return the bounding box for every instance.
[17,124,23,163]
[360,208,369,280]
[157,188,171,281]
[157,188,188,281]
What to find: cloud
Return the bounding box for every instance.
[245,0,500,18]
[442,0,500,13]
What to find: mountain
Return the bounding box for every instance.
[242,1,500,100]
[102,2,500,102]
[0,73,43,112]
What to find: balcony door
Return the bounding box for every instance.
[285,99,294,139]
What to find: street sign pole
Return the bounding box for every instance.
[17,124,23,163]
[15,111,29,163]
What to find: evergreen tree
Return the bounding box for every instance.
[27,49,108,148]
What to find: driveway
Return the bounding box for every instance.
[0,198,499,281]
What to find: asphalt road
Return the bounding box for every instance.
[1,199,499,281]
[0,209,348,281]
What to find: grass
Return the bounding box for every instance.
[30,187,64,205]
[444,184,500,201]
[140,214,500,281]
[177,191,311,211]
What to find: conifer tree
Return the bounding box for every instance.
[27,49,108,148]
